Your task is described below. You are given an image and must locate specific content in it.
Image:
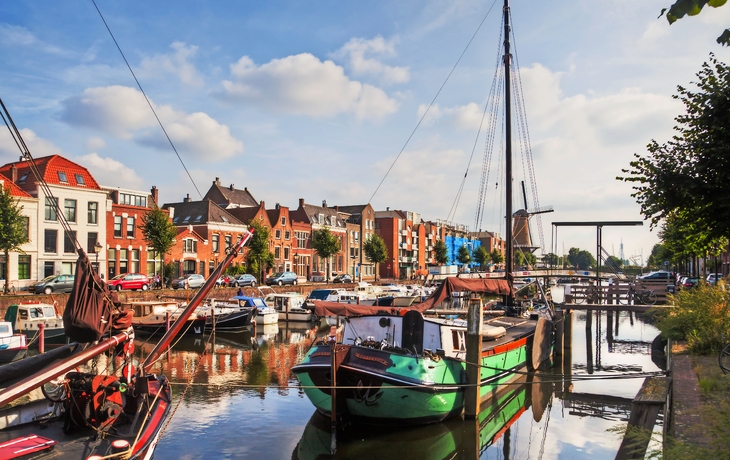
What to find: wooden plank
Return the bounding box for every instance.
[615,377,671,460]
[532,317,552,369]
[633,376,671,404]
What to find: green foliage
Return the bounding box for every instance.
[433,239,448,265]
[456,245,472,265]
[605,255,623,271]
[363,234,388,281]
[246,220,274,282]
[515,251,536,268]
[0,184,29,294]
[139,206,177,277]
[651,282,730,354]
[661,0,729,45]
[490,248,504,265]
[312,227,341,282]
[163,262,176,286]
[619,55,730,243]
[473,245,490,268]
[543,253,559,267]
[567,247,596,269]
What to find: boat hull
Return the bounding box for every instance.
[133,317,207,336]
[294,335,532,425]
[205,309,255,332]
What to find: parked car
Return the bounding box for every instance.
[215,275,235,287]
[30,274,75,295]
[332,274,353,283]
[107,273,150,291]
[171,274,205,289]
[640,271,671,281]
[681,277,700,290]
[707,273,723,285]
[233,274,257,287]
[310,271,326,282]
[266,271,298,286]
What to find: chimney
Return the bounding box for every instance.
[214,177,220,185]
[386,207,390,211]
[276,203,280,209]
[168,207,175,219]
[184,193,191,203]
[335,205,339,213]
[299,198,305,208]
[260,200,265,209]
[322,199,327,208]
[10,165,17,183]
[229,184,234,191]
[150,186,158,206]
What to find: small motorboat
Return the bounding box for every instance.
[0,321,27,364]
[3,302,65,345]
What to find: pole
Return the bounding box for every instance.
[465,293,483,418]
[328,326,338,454]
[38,324,45,354]
[503,0,514,306]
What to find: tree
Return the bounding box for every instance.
[246,219,274,283]
[515,251,537,268]
[490,248,504,266]
[473,245,490,270]
[433,240,448,265]
[660,1,730,46]
[605,255,624,272]
[312,227,341,282]
[139,205,178,280]
[619,55,730,243]
[363,234,388,281]
[567,247,597,270]
[543,253,559,267]
[0,184,28,294]
[456,245,472,268]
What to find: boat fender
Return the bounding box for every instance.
[481,324,507,340]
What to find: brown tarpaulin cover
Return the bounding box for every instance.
[312,277,512,317]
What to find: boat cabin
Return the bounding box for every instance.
[4,302,63,335]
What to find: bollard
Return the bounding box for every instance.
[38,323,45,354]
[464,293,483,419]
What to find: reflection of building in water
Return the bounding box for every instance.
[135,326,319,398]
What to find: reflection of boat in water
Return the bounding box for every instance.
[293,375,545,460]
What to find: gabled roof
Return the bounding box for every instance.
[227,202,270,227]
[176,226,207,242]
[0,178,33,198]
[295,202,346,228]
[336,204,371,224]
[0,155,102,195]
[163,199,244,226]
[202,178,258,208]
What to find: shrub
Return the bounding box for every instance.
[651,282,730,355]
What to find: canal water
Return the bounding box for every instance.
[141,309,663,459]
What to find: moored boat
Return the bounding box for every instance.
[0,322,26,364]
[265,293,312,322]
[3,302,65,345]
[199,298,257,332]
[126,300,207,336]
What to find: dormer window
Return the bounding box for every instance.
[319,213,324,224]
[194,215,203,223]
[58,171,68,183]
[19,173,28,182]
[221,216,229,222]
[75,174,85,185]
[173,216,179,223]
[183,216,191,223]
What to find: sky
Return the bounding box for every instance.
[2,0,730,265]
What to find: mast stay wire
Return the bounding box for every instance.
[368,0,499,205]
[509,11,546,254]
[90,0,203,202]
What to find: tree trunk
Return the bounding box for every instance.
[375,262,378,282]
[3,249,9,295]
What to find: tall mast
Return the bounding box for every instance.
[503,0,513,302]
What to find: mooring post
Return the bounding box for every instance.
[563,311,573,396]
[615,376,671,460]
[465,293,483,419]
[38,323,45,354]
[328,326,338,454]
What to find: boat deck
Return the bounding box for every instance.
[481,316,536,352]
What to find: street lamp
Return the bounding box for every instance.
[94,241,103,274]
[294,252,299,277]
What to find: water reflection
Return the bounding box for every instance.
[147,310,662,459]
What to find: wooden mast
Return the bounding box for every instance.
[503,0,514,305]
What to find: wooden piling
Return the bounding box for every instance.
[38,324,44,354]
[615,376,671,460]
[464,294,483,419]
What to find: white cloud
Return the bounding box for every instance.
[138,41,204,87]
[75,152,144,190]
[219,53,399,120]
[0,128,64,164]
[85,137,106,152]
[417,102,483,129]
[0,23,65,54]
[60,86,243,160]
[331,36,410,85]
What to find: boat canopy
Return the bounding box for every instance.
[417,277,512,311]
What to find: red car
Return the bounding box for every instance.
[107,273,151,291]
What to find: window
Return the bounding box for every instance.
[284,230,290,240]
[281,216,286,226]
[58,171,68,183]
[209,260,215,276]
[183,239,197,253]
[108,249,116,279]
[225,235,232,250]
[319,213,324,224]
[296,231,308,249]
[131,250,140,273]
[284,247,290,260]
[183,216,190,223]
[274,246,281,259]
[221,216,228,223]
[199,261,205,276]
[44,261,54,278]
[126,217,135,238]
[119,193,146,207]
[18,255,30,280]
[114,216,122,238]
[87,232,98,254]
[275,229,281,239]
[64,199,76,222]
[212,234,220,253]
[45,197,58,221]
[88,202,98,224]
[119,249,128,274]
[64,231,77,253]
[75,174,85,185]
[19,173,28,182]
[194,215,202,223]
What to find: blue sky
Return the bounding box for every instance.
[2,0,730,264]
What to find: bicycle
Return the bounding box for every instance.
[618,283,657,305]
[720,342,730,374]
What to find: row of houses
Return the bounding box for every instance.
[0,154,507,289]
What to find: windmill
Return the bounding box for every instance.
[513,181,553,257]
